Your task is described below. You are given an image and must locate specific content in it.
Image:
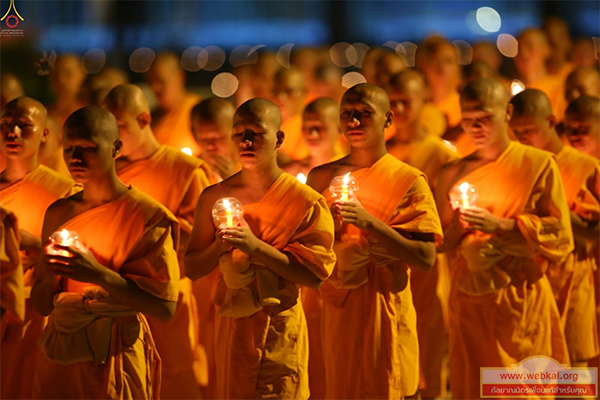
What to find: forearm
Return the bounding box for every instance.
[366,219,436,271]
[439,221,465,253]
[571,211,600,241]
[31,273,60,316]
[184,240,223,280]
[252,241,322,289]
[96,269,176,321]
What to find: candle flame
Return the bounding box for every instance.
[223,198,231,208]
[511,80,525,96]
[343,172,350,185]
[459,182,470,194]
[181,147,193,156]
[296,173,307,184]
[60,229,69,242]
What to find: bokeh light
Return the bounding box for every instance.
[341,71,367,88]
[230,44,259,67]
[496,34,518,58]
[276,43,294,68]
[211,72,239,98]
[180,46,209,72]
[453,40,473,65]
[399,42,418,67]
[129,47,156,73]
[352,43,370,67]
[203,46,227,71]
[181,147,193,156]
[511,79,526,96]
[81,48,106,74]
[330,42,355,68]
[476,7,501,33]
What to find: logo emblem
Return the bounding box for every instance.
[1,0,24,29]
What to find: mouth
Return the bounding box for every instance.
[346,130,364,137]
[239,151,256,158]
[4,142,22,151]
[68,165,86,173]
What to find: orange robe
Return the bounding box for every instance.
[319,154,443,399]
[152,92,202,155]
[446,142,573,399]
[548,146,599,362]
[279,114,310,162]
[0,206,24,324]
[528,75,568,121]
[0,165,76,399]
[117,145,211,399]
[421,103,447,138]
[387,134,458,398]
[213,173,336,399]
[32,187,180,399]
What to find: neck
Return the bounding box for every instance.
[545,130,564,154]
[309,147,337,168]
[477,132,511,161]
[2,155,39,183]
[81,170,128,206]
[121,131,161,162]
[240,161,283,189]
[520,65,547,85]
[348,143,387,168]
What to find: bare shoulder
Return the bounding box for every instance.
[307,157,349,194]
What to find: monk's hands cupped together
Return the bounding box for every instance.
[219,222,262,254]
[336,201,376,230]
[461,206,503,233]
[43,244,106,284]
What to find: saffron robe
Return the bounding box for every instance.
[0,165,76,399]
[528,75,568,121]
[152,92,202,156]
[436,90,478,156]
[319,154,443,399]
[279,114,310,162]
[549,146,599,362]
[32,187,180,399]
[0,207,24,323]
[213,173,336,399]
[446,141,573,399]
[117,145,210,398]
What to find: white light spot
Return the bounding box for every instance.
[276,43,295,68]
[296,173,307,184]
[81,48,106,74]
[476,7,501,33]
[496,34,518,58]
[330,42,355,68]
[211,72,239,98]
[180,47,209,72]
[511,79,526,96]
[129,47,155,73]
[341,72,367,88]
[352,43,370,67]
[453,40,473,65]
[230,45,258,67]
[181,147,193,156]
[204,46,227,71]
[399,42,418,67]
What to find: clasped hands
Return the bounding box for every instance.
[216,219,262,255]
[331,197,375,231]
[41,243,106,284]
[454,206,510,234]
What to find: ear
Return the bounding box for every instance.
[40,128,50,144]
[137,111,151,129]
[113,139,123,158]
[385,110,394,128]
[505,103,514,122]
[547,114,557,129]
[275,130,285,149]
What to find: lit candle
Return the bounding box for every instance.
[341,172,350,202]
[47,229,82,257]
[212,197,244,229]
[459,182,470,209]
[296,173,307,184]
[449,182,478,211]
[223,198,234,227]
[511,80,525,96]
[181,147,193,156]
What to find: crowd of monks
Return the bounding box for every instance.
[1,17,599,400]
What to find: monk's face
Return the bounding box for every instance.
[192,119,232,159]
[302,108,340,154]
[514,33,548,74]
[388,81,425,129]
[0,101,47,160]
[422,44,459,88]
[272,73,306,120]
[232,110,281,168]
[565,73,600,104]
[460,98,509,148]
[565,111,600,158]
[145,63,184,110]
[509,114,553,150]
[339,87,392,149]
[50,57,86,97]
[63,124,120,183]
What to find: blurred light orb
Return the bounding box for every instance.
[352,43,370,67]
[211,73,239,98]
[180,46,209,72]
[330,42,355,68]
[399,42,418,67]
[129,47,155,73]
[341,72,367,88]
[230,45,258,67]
[453,40,473,65]
[511,80,526,96]
[276,43,294,68]
[496,34,518,58]
[81,48,106,74]
[181,147,193,156]
[204,46,227,71]
[476,7,501,33]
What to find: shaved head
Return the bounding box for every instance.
[145,51,186,110]
[1,73,25,108]
[273,66,307,119]
[510,89,553,119]
[64,106,120,143]
[304,97,339,116]
[343,83,391,112]
[235,98,282,131]
[149,52,182,74]
[566,95,600,120]
[388,69,427,94]
[191,97,235,128]
[3,96,48,126]
[460,78,509,109]
[565,67,600,103]
[1,97,50,161]
[104,84,150,115]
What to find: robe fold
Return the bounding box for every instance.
[446,141,573,399]
[0,165,77,399]
[152,93,202,155]
[388,134,459,398]
[319,154,443,399]
[213,173,336,399]
[548,146,599,362]
[32,187,180,400]
[0,207,24,324]
[117,144,210,398]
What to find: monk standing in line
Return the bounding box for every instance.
[0,97,77,399]
[510,89,599,367]
[307,83,442,399]
[103,84,211,399]
[565,95,600,159]
[47,54,87,128]
[145,52,202,155]
[31,106,180,399]
[0,206,25,325]
[185,98,336,399]
[565,67,600,104]
[435,78,572,399]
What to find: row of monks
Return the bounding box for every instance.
[1,20,599,400]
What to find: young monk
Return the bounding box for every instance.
[272,66,310,165]
[565,67,600,104]
[185,98,336,399]
[435,78,572,399]
[145,52,202,155]
[190,97,240,183]
[0,206,25,324]
[0,97,77,400]
[565,95,600,159]
[385,70,458,399]
[38,115,70,177]
[103,84,210,399]
[31,106,180,399]
[510,89,599,367]
[307,83,442,399]
[284,97,346,178]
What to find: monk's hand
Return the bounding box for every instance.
[219,222,262,254]
[19,229,42,254]
[329,203,343,231]
[461,206,503,233]
[43,245,106,284]
[215,228,233,253]
[337,201,375,230]
[212,154,237,180]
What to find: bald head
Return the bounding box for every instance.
[565,67,600,103]
[343,83,391,112]
[2,96,48,126]
[50,54,86,97]
[373,51,406,87]
[145,52,186,110]
[149,52,182,74]
[1,73,25,108]
[510,89,553,119]
[191,97,235,131]
[388,69,426,93]
[273,66,307,119]
[566,95,600,120]
[461,78,509,109]
[304,97,339,116]
[104,84,150,115]
[235,98,282,131]
[64,106,120,143]
[472,41,502,71]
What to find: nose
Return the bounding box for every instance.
[347,111,360,127]
[240,130,254,146]
[7,124,21,138]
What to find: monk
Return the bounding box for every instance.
[571,37,599,69]
[284,97,346,178]
[272,66,310,165]
[47,54,87,129]
[39,115,70,176]
[252,51,280,100]
[565,95,600,159]
[30,106,179,399]
[145,52,202,155]
[307,83,442,399]
[83,66,129,106]
[436,78,572,399]
[385,70,458,398]
[0,97,77,399]
[565,67,600,104]
[103,84,211,399]
[0,206,25,324]
[1,72,25,108]
[185,98,336,399]
[510,89,599,367]
[514,29,567,119]
[542,16,574,81]
[190,97,240,183]
[372,50,405,88]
